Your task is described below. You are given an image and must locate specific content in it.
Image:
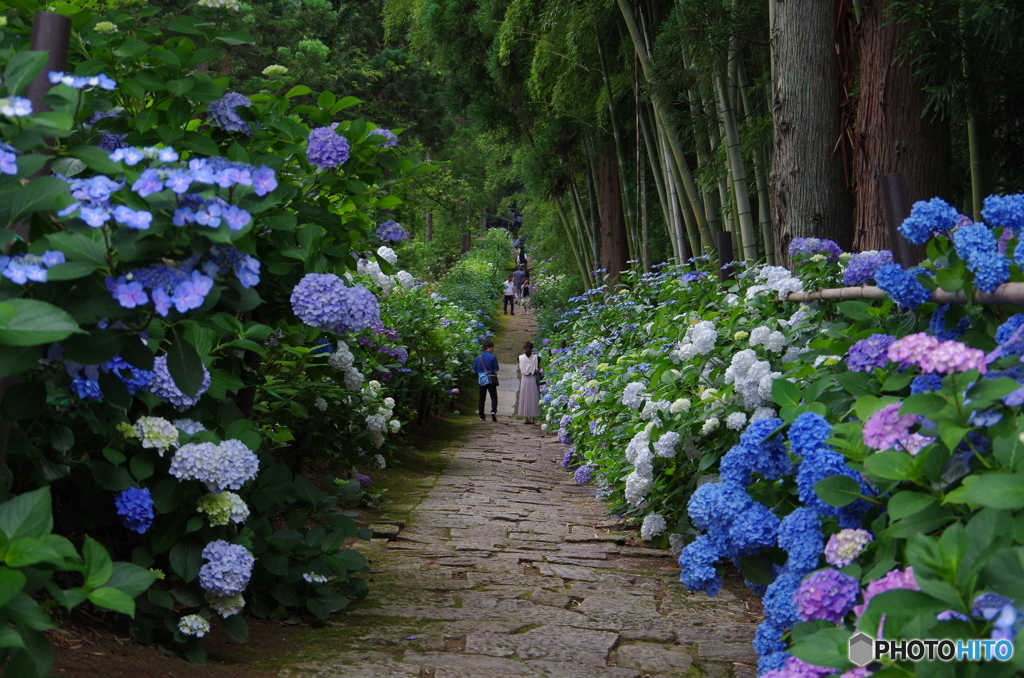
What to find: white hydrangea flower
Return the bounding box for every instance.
[303,572,329,583]
[396,270,415,289]
[640,513,667,540]
[373,454,386,469]
[669,533,686,556]
[764,331,787,353]
[384,397,395,409]
[653,431,680,458]
[749,326,771,347]
[621,381,646,409]
[365,414,387,432]
[701,417,720,435]
[377,246,398,265]
[343,367,364,390]
[178,614,210,637]
[625,430,650,464]
[724,293,739,306]
[624,471,653,506]
[726,411,748,430]
[328,343,355,370]
[669,398,691,414]
[389,418,401,432]
[757,265,804,300]
[314,397,328,412]
[751,407,777,421]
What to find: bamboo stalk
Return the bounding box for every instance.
[637,100,677,261]
[583,136,602,268]
[736,52,774,264]
[784,283,1024,305]
[717,73,757,261]
[554,197,593,290]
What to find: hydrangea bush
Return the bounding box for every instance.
[0,2,438,667]
[544,201,1024,676]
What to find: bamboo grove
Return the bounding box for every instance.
[382,0,1024,282]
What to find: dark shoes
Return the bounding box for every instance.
[491,414,497,422]
[479,414,485,421]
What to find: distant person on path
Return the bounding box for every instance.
[517,341,541,424]
[474,341,499,422]
[512,265,527,302]
[519,277,532,315]
[503,275,517,315]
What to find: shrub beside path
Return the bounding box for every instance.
[279,312,760,678]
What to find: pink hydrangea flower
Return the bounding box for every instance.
[853,566,919,620]
[863,404,918,450]
[887,332,987,375]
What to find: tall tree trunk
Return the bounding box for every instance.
[597,38,639,267]
[853,0,951,252]
[598,152,630,284]
[770,0,854,265]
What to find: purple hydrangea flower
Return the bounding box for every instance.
[573,464,593,484]
[290,273,381,334]
[149,355,211,410]
[199,540,255,597]
[846,333,896,372]
[824,529,873,568]
[899,197,959,244]
[863,403,919,451]
[788,237,843,261]
[376,220,408,242]
[795,568,860,623]
[306,127,350,169]
[0,251,65,284]
[843,250,893,285]
[114,487,154,534]
[207,92,253,134]
[762,656,838,678]
[358,474,372,486]
[206,246,261,288]
[888,333,986,375]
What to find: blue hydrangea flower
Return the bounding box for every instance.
[788,237,843,261]
[982,194,1024,232]
[149,355,211,411]
[48,71,116,90]
[911,374,944,394]
[169,439,259,493]
[198,540,254,597]
[952,224,1009,292]
[758,651,790,675]
[205,246,261,288]
[788,413,831,457]
[899,197,959,244]
[70,376,103,401]
[376,220,408,242]
[173,418,207,435]
[929,304,971,341]
[207,92,253,134]
[56,174,127,227]
[104,356,152,395]
[173,194,251,231]
[843,250,893,285]
[753,619,787,655]
[778,508,823,574]
[306,127,350,169]
[875,263,931,309]
[115,487,154,533]
[678,534,722,596]
[762,570,802,627]
[0,96,33,117]
[797,446,872,525]
[0,251,65,284]
[0,141,19,175]
[573,464,593,484]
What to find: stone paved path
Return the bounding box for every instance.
[278,311,760,678]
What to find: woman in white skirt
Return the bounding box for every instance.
[517,341,542,424]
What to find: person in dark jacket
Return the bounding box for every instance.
[474,341,499,421]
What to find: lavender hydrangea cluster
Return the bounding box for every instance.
[952,223,1009,292]
[373,128,399,147]
[788,237,843,261]
[114,487,154,534]
[899,197,959,244]
[198,540,255,597]
[761,656,839,678]
[306,127,350,168]
[842,250,893,285]
[0,250,65,284]
[573,464,593,484]
[207,92,253,133]
[824,529,873,568]
[862,403,929,453]
[376,220,408,242]
[874,263,931,309]
[149,355,211,411]
[177,614,210,638]
[846,333,896,372]
[852,566,918,620]
[794,568,859,623]
[134,156,276,200]
[169,439,259,493]
[290,273,381,333]
[57,174,152,229]
[173,194,251,231]
[174,418,207,435]
[0,96,32,117]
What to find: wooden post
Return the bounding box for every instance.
[24,11,72,114]
[716,230,735,283]
[879,172,920,267]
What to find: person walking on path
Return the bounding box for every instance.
[517,341,541,424]
[502,275,516,315]
[474,341,499,422]
[519,276,532,315]
[512,265,527,302]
